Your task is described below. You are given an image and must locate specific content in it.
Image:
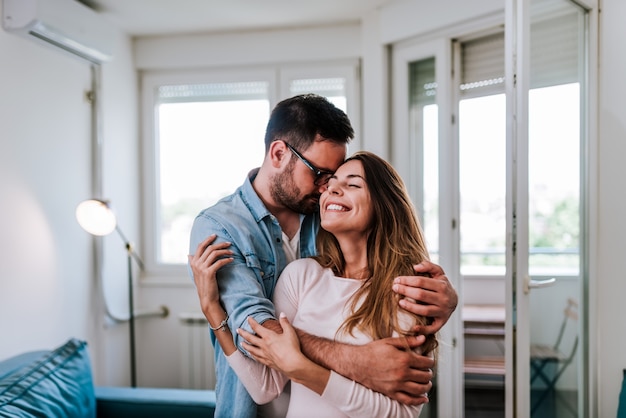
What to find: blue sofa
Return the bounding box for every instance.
[0,338,216,417]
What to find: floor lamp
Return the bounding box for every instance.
[76,198,143,388]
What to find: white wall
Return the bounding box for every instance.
[0,30,96,357]
[134,24,361,70]
[0,1,140,387]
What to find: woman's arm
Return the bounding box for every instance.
[226,350,289,404]
[239,314,331,396]
[189,234,237,354]
[241,314,424,417]
[322,371,424,418]
[189,235,288,403]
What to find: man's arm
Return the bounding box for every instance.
[290,260,453,404]
[295,330,433,406]
[393,261,458,334]
[189,215,276,347]
[264,259,438,405]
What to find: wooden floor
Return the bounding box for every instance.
[423,384,577,418]
[465,387,505,418]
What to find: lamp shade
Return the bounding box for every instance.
[76,199,117,236]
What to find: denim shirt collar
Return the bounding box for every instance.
[240,168,273,223]
[241,168,319,260]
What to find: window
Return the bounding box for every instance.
[408,58,439,263]
[458,10,582,277]
[142,64,359,277]
[156,81,270,265]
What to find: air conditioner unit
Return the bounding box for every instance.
[2,0,114,63]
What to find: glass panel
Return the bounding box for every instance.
[407,58,438,418]
[528,1,585,416]
[154,77,351,266]
[458,33,507,418]
[459,94,507,276]
[156,83,270,264]
[408,58,439,265]
[528,83,580,277]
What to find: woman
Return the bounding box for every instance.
[190,151,437,417]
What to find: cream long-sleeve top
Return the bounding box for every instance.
[226,257,424,418]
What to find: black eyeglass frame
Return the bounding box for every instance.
[284,142,335,186]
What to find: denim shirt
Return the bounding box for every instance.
[189,169,319,418]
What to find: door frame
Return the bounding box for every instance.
[392,38,464,418]
[506,0,596,416]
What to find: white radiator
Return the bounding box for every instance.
[179,312,216,389]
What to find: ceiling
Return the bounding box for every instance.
[81,0,396,37]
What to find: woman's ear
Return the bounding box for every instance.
[268,140,289,168]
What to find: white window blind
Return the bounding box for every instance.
[461,32,505,96]
[461,10,580,96]
[289,78,346,97]
[157,81,269,104]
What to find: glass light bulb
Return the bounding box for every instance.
[76,199,117,236]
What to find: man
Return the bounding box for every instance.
[189,94,458,417]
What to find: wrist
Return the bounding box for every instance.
[207,308,229,331]
[287,356,330,395]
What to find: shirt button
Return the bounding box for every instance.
[260,271,264,277]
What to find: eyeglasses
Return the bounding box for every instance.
[284,142,335,186]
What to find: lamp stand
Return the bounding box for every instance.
[126,243,137,388]
[117,225,142,388]
[76,199,168,389]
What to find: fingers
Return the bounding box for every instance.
[189,234,234,277]
[244,316,280,340]
[387,370,433,405]
[247,316,264,335]
[392,261,458,323]
[393,379,433,405]
[385,334,426,350]
[237,325,262,346]
[237,319,276,364]
[412,317,445,335]
[398,297,440,317]
[391,391,430,406]
[394,274,447,294]
[194,234,218,260]
[412,260,444,277]
[379,335,435,370]
[278,312,294,332]
[192,234,233,263]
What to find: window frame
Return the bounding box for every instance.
[141,62,360,282]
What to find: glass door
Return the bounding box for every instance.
[507,0,589,416]
[392,39,463,418]
[455,31,508,418]
[392,1,589,415]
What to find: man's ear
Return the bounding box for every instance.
[268,140,289,168]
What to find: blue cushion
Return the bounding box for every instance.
[0,338,95,418]
[618,369,626,418]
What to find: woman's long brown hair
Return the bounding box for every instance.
[314,151,438,356]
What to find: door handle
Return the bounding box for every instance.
[523,275,556,294]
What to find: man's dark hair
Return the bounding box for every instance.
[264,94,354,152]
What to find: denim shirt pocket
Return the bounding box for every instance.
[243,252,276,296]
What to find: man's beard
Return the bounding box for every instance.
[270,165,320,215]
